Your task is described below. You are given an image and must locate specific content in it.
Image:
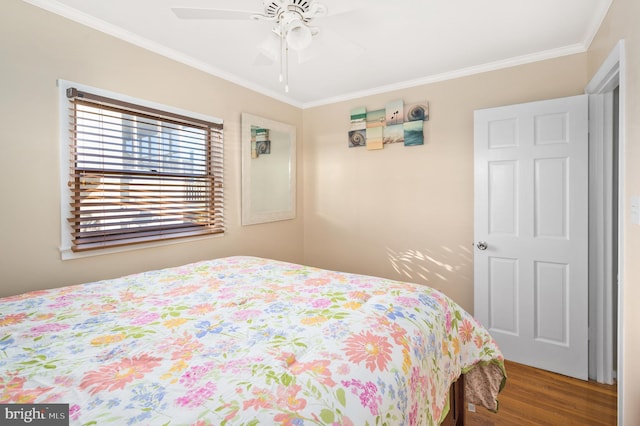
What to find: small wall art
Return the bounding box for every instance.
[348,107,367,148]
[251,127,271,158]
[349,100,429,149]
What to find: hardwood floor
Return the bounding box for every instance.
[465,360,617,426]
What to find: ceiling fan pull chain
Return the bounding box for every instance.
[279,30,285,84]
[285,44,290,93]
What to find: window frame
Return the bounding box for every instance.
[58,80,224,259]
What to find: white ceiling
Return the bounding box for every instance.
[25,0,611,108]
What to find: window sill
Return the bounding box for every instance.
[59,232,224,261]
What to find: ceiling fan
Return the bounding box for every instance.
[172,0,359,92]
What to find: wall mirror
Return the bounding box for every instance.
[241,113,296,225]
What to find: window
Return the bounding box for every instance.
[61,83,224,254]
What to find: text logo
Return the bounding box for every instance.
[1,404,69,425]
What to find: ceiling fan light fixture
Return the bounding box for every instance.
[274,1,329,91]
[285,20,312,50]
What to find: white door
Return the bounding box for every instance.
[474,95,589,380]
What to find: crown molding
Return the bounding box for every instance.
[22,0,611,110]
[302,43,588,109]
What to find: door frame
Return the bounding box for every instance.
[585,39,625,421]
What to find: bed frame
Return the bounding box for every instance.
[441,375,465,426]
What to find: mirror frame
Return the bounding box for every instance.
[241,112,297,225]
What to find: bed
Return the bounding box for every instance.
[0,256,505,425]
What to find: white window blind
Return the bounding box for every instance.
[65,88,224,252]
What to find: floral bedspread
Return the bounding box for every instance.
[0,256,505,425]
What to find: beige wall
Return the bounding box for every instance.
[587,0,640,423]
[3,0,639,422]
[0,0,304,297]
[302,55,588,313]
[302,0,639,420]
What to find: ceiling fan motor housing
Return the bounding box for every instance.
[262,0,319,23]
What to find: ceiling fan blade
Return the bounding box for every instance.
[296,29,365,64]
[253,51,276,67]
[322,0,367,18]
[256,35,280,64]
[171,8,254,20]
[302,2,328,19]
